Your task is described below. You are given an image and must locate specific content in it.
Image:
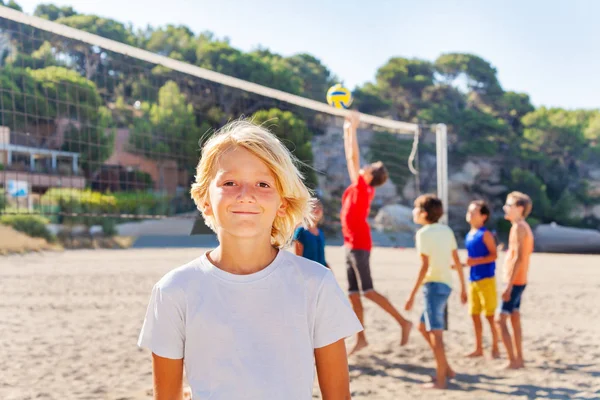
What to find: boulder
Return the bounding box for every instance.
[592,205,600,220]
[451,171,476,186]
[479,183,508,197]
[373,204,419,233]
[402,178,418,202]
[448,180,471,206]
[589,169,600,180]
[462,161,482,182]
[587,181,600,197]
[534,223,600,254]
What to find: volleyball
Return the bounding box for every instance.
[326,84,353,109]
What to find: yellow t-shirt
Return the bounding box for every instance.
[416,223,457,287]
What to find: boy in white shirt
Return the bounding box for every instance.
[405,194,467,389]
[138,120,362,399]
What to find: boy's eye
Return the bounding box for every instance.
[223,181,236,186]
[258,182,271,188]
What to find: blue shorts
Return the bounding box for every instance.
[501,284,526,314]
[420,282,452,331]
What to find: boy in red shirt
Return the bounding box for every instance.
[342,112,413,355]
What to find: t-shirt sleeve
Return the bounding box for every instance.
[313,271,363,348]
[292,227,304,243]
[416,230,430,256]
[137,284,186,359]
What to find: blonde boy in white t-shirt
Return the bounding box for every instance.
[138,121,362,399]
[405,194,467,390]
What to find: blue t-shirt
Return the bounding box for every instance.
[293,226,327,267]
[465,227,496,282]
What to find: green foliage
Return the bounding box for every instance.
[0,214,55,242]
[42,189,117,228]
[54,14,134,44]
[129,80,207,171]
[435,53,503,98]
[112,191,171,217]
[506,168,583,225]
[34,3,78,20]
[366,132,414,193]
[143,25,198,64]
[41,189,172,234]
[0,189,6,211]
[4,0,23,11]
[61,106,115,175]
[522,107,590,160]
[251,108,318,189]
[29,66,102,120]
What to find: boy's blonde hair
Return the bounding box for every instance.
[507,191,533,218]
[190,120,314,248]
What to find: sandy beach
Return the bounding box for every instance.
[1,247,599,399]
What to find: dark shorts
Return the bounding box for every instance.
[420,282,452,331]
[501,284,527,314]
[346,248,374,294]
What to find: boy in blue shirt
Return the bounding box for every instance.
[464,200,500,359]
[293,199,329,268]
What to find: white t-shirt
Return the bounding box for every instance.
[138,250,363,400]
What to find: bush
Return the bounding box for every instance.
[41,188,117,227]
[112,191,172,217]
[0,214,55,242]
[0,189,6,211]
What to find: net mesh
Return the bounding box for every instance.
[0,8,438,245]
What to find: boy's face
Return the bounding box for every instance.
[503,196,523,222]
[313,205,323,223]
[466,203,486,226]
[204,146,286,242]
[412,205,428,225]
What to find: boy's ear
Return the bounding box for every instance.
[202,199,213,216]
[276,199,288,217]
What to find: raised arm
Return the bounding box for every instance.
[152,353,184,400]
[343,111,361,184]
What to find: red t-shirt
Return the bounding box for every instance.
[340,175,375,250]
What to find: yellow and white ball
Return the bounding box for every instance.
[326,84,353,109]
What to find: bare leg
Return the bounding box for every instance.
[466,315,484,357]
[497,314,519,369]
[510,311,524,368]
[348,293,368,355]
[486,315,500,358]
[419,323,455,379]
[423,330,448,389]
[364,290,413,345]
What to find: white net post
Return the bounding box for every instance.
[436,124,449,224]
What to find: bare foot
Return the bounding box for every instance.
[348,338,368,356]
[491,348,501,359]
[502,361,520,370]
[465,349,484,358]
[430,367,456,382]
[515,359,525,369]
[423,381,447,390]
[446,368,456,379]
[400,321,413,346]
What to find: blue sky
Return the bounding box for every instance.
[13,0,600,109]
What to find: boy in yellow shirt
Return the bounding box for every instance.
[405,194,467,389]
